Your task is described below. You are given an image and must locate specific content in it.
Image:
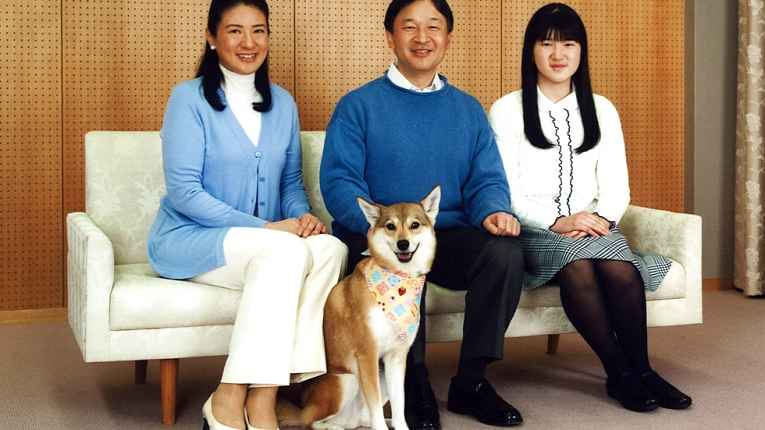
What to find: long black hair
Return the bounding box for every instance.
[521,3,600,154]
[196,0,272,112]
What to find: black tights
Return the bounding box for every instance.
[556,259,651,378]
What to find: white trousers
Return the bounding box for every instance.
[192,227,347,385]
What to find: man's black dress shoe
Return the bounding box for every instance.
[404,370,441,430]
[606,371,659,412]
[640,371,692,409]
[447,377,523,427]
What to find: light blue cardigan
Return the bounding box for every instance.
[147,78,310,279]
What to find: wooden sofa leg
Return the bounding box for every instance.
[135,360,147,384]
[546,334,560,354]
[160,359,179,426]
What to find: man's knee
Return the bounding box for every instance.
[481,236,524,273]
[334,232,367,275]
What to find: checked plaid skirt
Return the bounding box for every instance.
[519,226,671,291]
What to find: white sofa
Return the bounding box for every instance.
[67,131,702,425]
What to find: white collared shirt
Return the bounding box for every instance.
[386,63,444,92]
[220,64,263,147]
[489,87,630,229]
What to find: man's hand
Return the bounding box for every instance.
[482,212,521,237]
[297,213,327,237]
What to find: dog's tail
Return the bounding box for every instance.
[275,398,306,427]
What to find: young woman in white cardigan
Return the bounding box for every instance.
[489,3,691,413]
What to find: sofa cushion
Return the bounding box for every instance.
[426,257,685,314]
[110,257,685,330]
[110,264,239,330]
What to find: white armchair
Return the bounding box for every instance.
[67,131,702,425]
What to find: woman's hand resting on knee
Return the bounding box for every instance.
[297,213,327,237]
[265,213,326,237]
[550,212,611,238]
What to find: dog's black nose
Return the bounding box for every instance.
[397,240,409,251]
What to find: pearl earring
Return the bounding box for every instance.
[211,45,216,50]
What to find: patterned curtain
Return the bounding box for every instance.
[735,0,765,296]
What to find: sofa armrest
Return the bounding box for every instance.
[619,205,703,322]
[67,212,116,362]
[619,205,701,273]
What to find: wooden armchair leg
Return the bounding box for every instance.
[160,359,179,426]
[135,360,147,384]
[546,334,560,355]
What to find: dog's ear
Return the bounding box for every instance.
[420,186,441,225]
[357,197,381,227]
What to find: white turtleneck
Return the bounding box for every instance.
[220,64,263,147]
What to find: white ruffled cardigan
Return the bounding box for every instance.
[489,88,630,230]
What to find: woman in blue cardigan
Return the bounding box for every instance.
[146,1,347,429]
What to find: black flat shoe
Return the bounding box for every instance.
[447,377,523,427]
[606,372,659,413]
[405,369,441,430]
[640,371,692,409]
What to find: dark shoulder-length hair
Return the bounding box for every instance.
[521,3,600,154]
[196,0,272,112]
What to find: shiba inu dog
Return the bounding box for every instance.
[279,187,440,430]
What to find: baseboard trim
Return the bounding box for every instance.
[0,308,67,325]
[703,278,733,291]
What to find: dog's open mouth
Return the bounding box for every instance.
[395,244,419,263]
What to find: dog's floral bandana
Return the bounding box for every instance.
[364,262,426,344]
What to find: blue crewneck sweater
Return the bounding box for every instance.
[321,75,511,235]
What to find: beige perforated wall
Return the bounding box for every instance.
[295,0,389,129]
[61,0,294,217]
[295,0,503,129]
[0,2,63,310]
[2,1,685,311]
[503,1,686,212]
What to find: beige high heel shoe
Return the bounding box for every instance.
[202,394,244,430]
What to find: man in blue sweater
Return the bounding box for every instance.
[320,0,525,428]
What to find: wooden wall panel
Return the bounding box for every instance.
[295,0,390,130]
[62,0,295,216]
[295,0,502,130]
[0,2,63,310]
[502,1,685,212]
[440,0,502,110]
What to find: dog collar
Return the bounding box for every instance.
[364,262,426,343]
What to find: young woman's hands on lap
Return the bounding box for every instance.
[550,211,610,237]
